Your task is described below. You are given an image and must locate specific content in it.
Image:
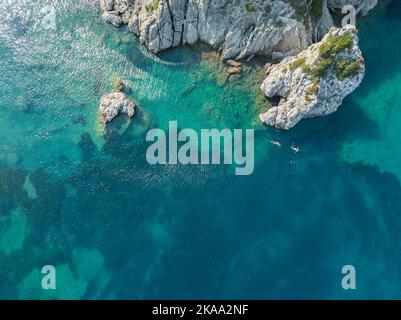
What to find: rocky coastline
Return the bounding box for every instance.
[99,0,378,129]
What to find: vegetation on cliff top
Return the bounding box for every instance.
[290,32,362,84]
[245,2,256,12]
[289,31,363,101]
[145,0,159,13]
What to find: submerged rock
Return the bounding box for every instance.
[113,77,124,92]
[72,116,87,126]
[226,59,242,68]
[99,92,136,124]
[259,25,365,130]
[0,168,26,215]
[14,93,31,112]
[227,66,242,75]
[78,133,96,159]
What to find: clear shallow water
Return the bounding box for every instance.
[0,0,401,299]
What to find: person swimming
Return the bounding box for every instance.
[291,145,300,153]
[270,140,282,147]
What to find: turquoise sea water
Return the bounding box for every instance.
[0,0,401,299]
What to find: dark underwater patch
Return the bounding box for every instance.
[79,132,96,160]
[0,168,26,215]
[19,169,65,234]
[384,0,401,21]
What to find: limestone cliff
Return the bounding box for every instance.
[100,0,324,60]
[259,25,365,129]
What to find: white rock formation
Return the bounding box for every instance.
[259,25,365,130]
[100,1,380,60]
[100,0,312,60]
[99,92,136,123]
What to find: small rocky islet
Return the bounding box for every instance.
[99,92,136,124]
[99,78,137,124]
[99,0,377,129]
[259,25,364,129]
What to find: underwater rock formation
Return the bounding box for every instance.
[78,133,97,159]
[0,169,26,215]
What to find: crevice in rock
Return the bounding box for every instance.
[268,95,283,107]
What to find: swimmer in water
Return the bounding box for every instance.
[291,145,300,153]
[270,140,282,147]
